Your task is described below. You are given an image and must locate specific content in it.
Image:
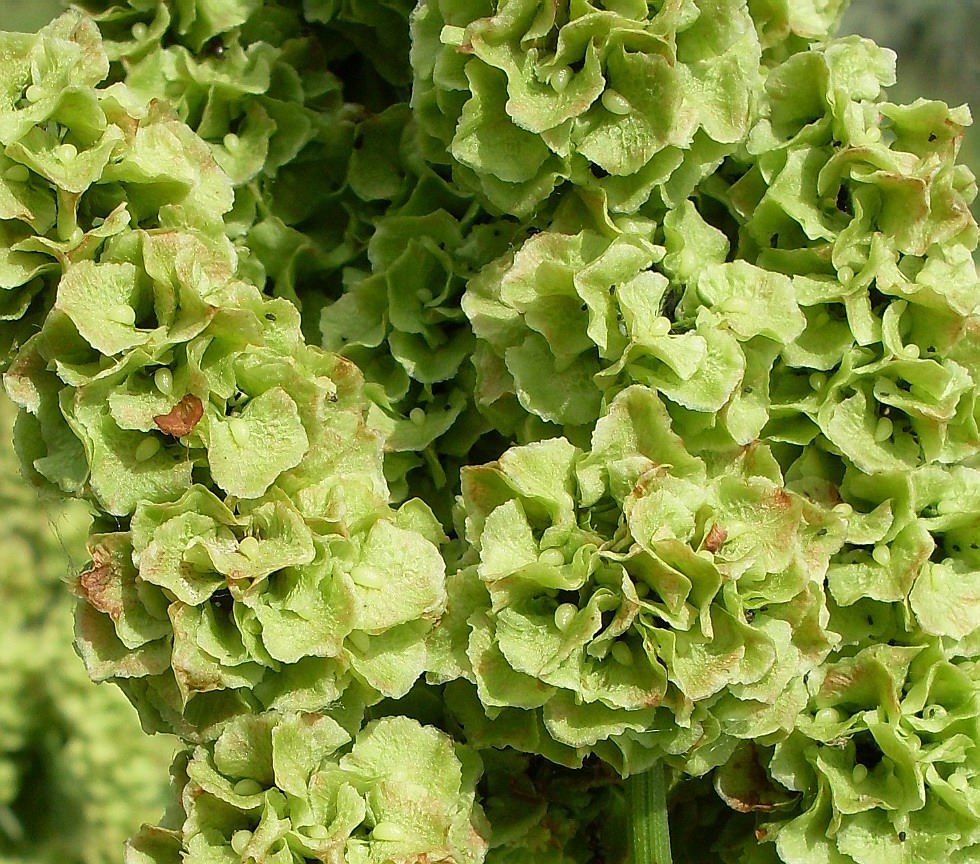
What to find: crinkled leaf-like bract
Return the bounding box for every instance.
[438,386,844,776]
[125,712,488,864]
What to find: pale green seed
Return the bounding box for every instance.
[874,417,893,443]
[154,368,173,394]
[131,22,148,40]
[634,581,650,598]
[25,84,42,103]
[809,372,827,391]
[440,25,466,47]
[223,133,240,150]
[601,89,632,115]
[649,317,671,338]
[815,707,840,725]
[229,418,251,447]
[351,565,383,588]
[231,831,251,855]
[872,545,890,566]
[538,548,565,567]
[233,778,263,797]
[550,66,572,93]
[107,305,136,326]
[134,437,161,463]
[410,407,426,425]
[3,164,29,183]
[904,344,920,359]
[554,603,577,632]
[852,764,868,784]
[55,143,77,162]
[838,266,855,284]
[372,822,409,843]
[239,536,261,558]
[611,642,633,666]
[348,631,371,653]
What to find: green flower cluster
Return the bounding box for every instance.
[127,711,487,864]
[0,395,175,864]
[412,0,766,218]
[77,0,533,521]
[692,640,980,864]
[2,12,449,745]
[433,386,843,776]
[0,2,977,863]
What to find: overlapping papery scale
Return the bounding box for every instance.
[411,0,765,219]
[81,0,416,91]
[126,711,488,864]
[319,111,524,520]
[748,0,851,66]
[429,386,844,776]
[76,2,533,524]
[461,33,980,535]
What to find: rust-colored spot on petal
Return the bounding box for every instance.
[704,524,728,553]
[755,828,768,842]
[154,394,204,437]
[77,558,123,621]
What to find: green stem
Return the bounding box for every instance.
[626,762,672,864]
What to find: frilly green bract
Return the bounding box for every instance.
[125,712,488,864]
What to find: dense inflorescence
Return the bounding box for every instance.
[0,2,977,863]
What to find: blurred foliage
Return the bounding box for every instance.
[0,394,176,864]
[0,1,65,32]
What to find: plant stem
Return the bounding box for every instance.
[626,762,672,864]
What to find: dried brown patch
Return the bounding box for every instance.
[704,524,728,553]
[154,394,204,437]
